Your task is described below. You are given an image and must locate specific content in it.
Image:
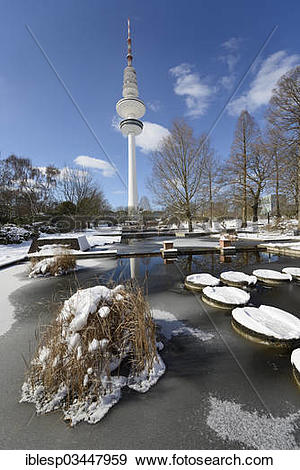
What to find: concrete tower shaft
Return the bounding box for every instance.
[116,19,146,212]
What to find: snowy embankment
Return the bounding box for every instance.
[21,284,165,426]
[253,269,292,283]
[185,273,220,290]
[40,231,121,248]
[202,286,250,309]
[220,271,257,287]
[0,241,31,267]
[232,305,300,344]
[0,230,121,269]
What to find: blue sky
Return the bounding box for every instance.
[0,0,299,208]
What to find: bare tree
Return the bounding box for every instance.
[59,166,109,217]
[267,66,300,226]
[0,155,59,222]
[199,140,220,228]
[224,110,259,226]
[148,120,206,232]
[247,137,273,222]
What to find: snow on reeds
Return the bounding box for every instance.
[21,283,165,425]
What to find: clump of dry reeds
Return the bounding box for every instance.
[22,282,158,418]
[29,251,77,277]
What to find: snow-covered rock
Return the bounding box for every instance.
[232,305,300,342]
[220,271,257,287]
[202,286,250,309]
[282,267,300,280]
[253,269,292,283]
[185,273,220,289]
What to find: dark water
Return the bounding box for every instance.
[0,251,300,449]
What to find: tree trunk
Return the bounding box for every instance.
[275,152,281,218]
[209,170,213,228]
[241,131,247,228]
[252,199,259,222]
[298,138,300,230]
[187,214,193,232]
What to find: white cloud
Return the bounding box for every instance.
[147,100,161,112]
[219,37,242,90]
[74,155,116,177]
[136,121,170,154]
[169,63,215,117]
[228,50,300,116]
[112,115,169,154]
[222,37,241,52]
[111,115,120,131]
[219,74,236,91]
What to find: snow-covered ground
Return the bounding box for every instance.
[232,305,300,341]
[203,286,250,307]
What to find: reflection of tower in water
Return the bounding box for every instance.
[130,257,140,279]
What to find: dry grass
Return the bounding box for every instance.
[24,282,157,411]
[29,251,77,277]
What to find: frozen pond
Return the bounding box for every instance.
[0,250,300,449]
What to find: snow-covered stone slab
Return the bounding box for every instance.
[253,269,292,284]
[282,267,300,280]
[202,286,250,309]
[291,348,300,386]
[185,273,220,291]
[220,271,257,288]
[232,305,300,346]
[29,235,90,254]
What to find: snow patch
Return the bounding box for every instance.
[152,309,214,341]
[207,396,300,449]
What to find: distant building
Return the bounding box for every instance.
[259,194,286,215]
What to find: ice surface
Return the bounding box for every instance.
[207,396,300,449]
[220,271,257,285]
[186,273,220,287]
[203,286,250,305]
[232,305,300,340]
[253,269,292,281]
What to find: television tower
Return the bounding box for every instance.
[116,19,146,213]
